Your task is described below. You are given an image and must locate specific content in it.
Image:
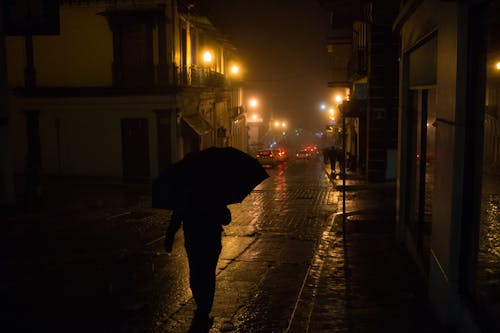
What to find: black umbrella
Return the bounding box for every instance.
[152,147,269,210]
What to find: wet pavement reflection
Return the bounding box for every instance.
[477,173,500,322]
[2,155,441,332]
[2,156,337,332]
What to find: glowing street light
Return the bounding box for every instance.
[335,95,343,103]
[231,65,239,74]
[203,50,213,64]
[247,99,262,123]
[329,108,335,120]
[496,61,500,70]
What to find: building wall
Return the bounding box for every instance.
[9,95,176,178]
[398,1,480,331]
[6,5,113,88]
[5,1,241,184]
[367,23,399,181]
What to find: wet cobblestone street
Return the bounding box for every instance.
[1,156,442,332]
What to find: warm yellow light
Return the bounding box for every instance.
[274,120,280,127]
[281,122,287,128]
[250,99,258,108]
[335,95,342,103]
[231,65,239,74]
[329,108,334,115]
[496,61,500,70]
[252,114,258,120]
[203,51,213,63]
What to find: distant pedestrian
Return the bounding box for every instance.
[164,204,231,332]
[337,146,345,175]
[322,147,329,164]
[327,146,338,175]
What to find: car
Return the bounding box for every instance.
[271,148,288,163]
[295,149,312,159]
[256,149,279,167]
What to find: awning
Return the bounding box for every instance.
[183,114,212,136]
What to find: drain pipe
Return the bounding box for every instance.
[341,106,347,234]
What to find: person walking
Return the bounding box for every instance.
[337,145,345,176]
[164,204,231,331]
[327,146,338,176]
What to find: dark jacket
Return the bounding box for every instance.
[164,205,231,251]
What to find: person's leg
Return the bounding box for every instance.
[195,259,216,316]
[186,244,221,317]
[330,157,336,174]
[186,249,203,309]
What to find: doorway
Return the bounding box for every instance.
[121,118,150,180]
[407,89,436,269]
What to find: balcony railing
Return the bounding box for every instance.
[174,64,226,88]
[113,62,228,89]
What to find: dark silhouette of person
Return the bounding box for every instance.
[337,146,346,175]
[322,147,329,164]
[327,146,338,175]
[164,204,231,331]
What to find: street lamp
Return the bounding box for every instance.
[329,108,335,121]
[203,50,213,64]
[246,98,262,123]
[249,98,258,108]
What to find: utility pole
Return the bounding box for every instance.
[341,105,347,231]
[23,22,42,212]
[0,3,16,214]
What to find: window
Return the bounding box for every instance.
[105,10,155,87]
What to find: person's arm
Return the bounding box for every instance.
[164,210,182,252]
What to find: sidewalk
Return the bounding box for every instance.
[293,164,443,332]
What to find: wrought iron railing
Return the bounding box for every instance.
[112,62,228,89]
[173,64,226,88]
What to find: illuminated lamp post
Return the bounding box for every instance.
[202,50,213,80]
[227,62,243,149]
[203,50,213,65]
[246,98,263,153]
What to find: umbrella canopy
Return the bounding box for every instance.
[152,147,269,210]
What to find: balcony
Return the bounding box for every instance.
[175,65,226,88]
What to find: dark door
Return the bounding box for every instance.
[407,89,436,269]
[121,118,150,180]
[119,23,153,87]
[156,111,173,171]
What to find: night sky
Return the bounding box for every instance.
[201,0,332,136]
